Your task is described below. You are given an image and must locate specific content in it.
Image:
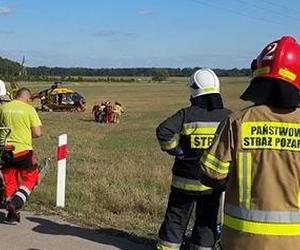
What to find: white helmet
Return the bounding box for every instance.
[0,80,7,96]
[188,68,220,98]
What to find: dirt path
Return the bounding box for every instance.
[0,209,153,250]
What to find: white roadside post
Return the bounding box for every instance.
[56,134,68,208]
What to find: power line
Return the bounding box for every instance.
[189,0,289,26]
[260,0,300,15]
[232,0,300,22]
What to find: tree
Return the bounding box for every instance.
[151,69,169,81]
[0,56,21,81]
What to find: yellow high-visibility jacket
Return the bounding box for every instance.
[113,104,124,115]
[200,105,300,250]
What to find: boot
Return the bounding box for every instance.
[5,202,20,225]
[189,243,212,250]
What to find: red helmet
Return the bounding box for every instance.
[252,36,300,89]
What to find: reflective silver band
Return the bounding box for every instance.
[225,204,300,223]
[183,122,219,129]
[20,185,31,195]
[15,191,27,203]
[157,238,181,249]
[189,242,212,250]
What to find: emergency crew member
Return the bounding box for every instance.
[99,102,106,123]
[200,36,300,250]
[0,87,42,224]
[156,69,231,250]
[112,101,124,123]
[92,102,100,122]
[104,101,113,123]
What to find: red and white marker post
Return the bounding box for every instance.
[56,134,68,208]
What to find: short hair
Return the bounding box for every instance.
[16,87,32,98]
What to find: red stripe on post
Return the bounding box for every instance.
[56,144,68,161]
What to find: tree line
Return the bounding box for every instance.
[0,56,251,81]
[26,66,251,77]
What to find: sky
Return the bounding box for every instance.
[0,0,300,69]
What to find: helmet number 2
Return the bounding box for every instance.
[262,42,278,60]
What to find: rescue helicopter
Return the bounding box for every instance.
[32,82,86,112]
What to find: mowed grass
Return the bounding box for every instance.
[19,77,250,240]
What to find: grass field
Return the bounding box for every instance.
[20,77,250,243]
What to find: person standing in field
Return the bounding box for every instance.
[200,36,300,250]
[112,101,125,123]
[104,101,113,123]
[92,101,100,122]
[156,69,231,250]
[0,87,42,224]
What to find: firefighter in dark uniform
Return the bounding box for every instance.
[156,68,231,250]
[200,36,300,250]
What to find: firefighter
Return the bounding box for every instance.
[92,102,100,122]
[0,87,42,224]
[112,101,125,123]
[156,68,231,250]
[200,35,300,250]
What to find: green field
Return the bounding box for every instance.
[21,77,251,243]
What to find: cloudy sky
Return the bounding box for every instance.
[0,0,300,68]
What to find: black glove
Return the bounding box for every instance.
[167,147,184,160]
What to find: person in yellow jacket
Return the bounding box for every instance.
[0,87,42,224]
[112,101,124,123]
[200,35,300,250]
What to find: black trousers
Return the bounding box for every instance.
[158,187,222,248]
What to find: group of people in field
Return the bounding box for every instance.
[92,101,124,123]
